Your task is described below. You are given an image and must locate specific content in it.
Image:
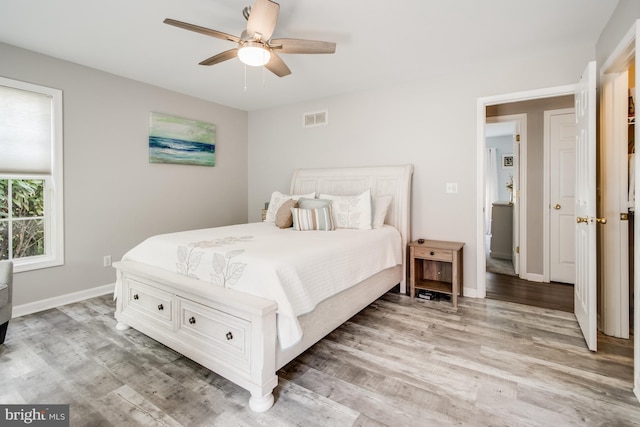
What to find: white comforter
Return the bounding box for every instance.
[118,221,402,349]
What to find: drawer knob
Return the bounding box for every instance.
[133,294,139,300]
[430,251,435,256]
[157,304,164,311]
[188,317,196,325]
[226,332,233,341]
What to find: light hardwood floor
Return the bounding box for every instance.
[0,293,638,426]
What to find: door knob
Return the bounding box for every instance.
[554,204,561,210]
[596,217,607,224]
[576,216,589,223]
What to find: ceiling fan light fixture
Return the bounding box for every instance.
[238,41,271,66]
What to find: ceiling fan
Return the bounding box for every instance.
[163,0,336,77]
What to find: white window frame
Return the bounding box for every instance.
[0,76,64,273]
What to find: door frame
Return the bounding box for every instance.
[477,85,576,298]
[599,19,639,401]
[600,71,629,338]
[486,114,527,278]
[543,107,576,283]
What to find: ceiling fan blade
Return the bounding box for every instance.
[246,0,279,41]
[199,49,238,66]
[164,18,240,43]
[264,51,291,77]
[270,38,336,54]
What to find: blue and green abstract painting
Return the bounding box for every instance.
[149,112,216,167]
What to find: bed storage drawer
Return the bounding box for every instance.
[123,278,174,327]
[176,297,251,372]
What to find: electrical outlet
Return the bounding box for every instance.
[446,183,458,193]
[103,255,112,267]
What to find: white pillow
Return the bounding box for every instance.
[265,191,315,223]
[319,189,372,230]
[372,195,392,229]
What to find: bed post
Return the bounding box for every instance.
[248,305,278,412]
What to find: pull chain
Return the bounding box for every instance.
[243,63,248,93]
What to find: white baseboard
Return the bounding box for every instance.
[524,273,544,283]
[12,283,115,318]
[463,288,480,298]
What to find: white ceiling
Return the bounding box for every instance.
[0,0,619,111]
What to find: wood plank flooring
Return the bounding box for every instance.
[486,272,574,312]
[0,293,638,426]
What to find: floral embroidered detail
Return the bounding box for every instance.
[211,249,247,288]
[176,245,204,279]
[176,236,253,281]
[333,196,362,228]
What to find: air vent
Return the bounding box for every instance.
[303,110,328,128]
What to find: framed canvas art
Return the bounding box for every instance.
[149,112,216,166]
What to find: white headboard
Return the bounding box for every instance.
[289,164,413,292]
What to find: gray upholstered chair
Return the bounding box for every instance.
[0,261,13,344]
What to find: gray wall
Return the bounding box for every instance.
[247,43,597,296]
[0,43,249,307]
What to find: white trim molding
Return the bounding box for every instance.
[12,283,114,318]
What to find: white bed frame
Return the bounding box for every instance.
[113,164,413,412]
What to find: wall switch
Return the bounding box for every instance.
[446,183,458,193]
[103,255,112,267]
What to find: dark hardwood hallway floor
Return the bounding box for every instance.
[486,271,574,312]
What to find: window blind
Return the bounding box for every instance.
[0,85,52,174]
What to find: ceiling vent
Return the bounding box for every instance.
[303,110,328,128]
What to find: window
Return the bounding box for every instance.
[0,77,63,272]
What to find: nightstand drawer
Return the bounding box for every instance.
[413,246,453,262]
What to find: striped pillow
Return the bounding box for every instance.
[291,207,335,231]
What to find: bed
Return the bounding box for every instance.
[113,164,413,412]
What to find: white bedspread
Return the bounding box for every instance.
[117,222,402,349]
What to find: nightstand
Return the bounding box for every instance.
[409,240,464,307]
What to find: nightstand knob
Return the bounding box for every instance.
[430,251,435,256]
[189,317,196,324]
[133,294,139,300]
[226,332,233,340]
[157,304,164,311]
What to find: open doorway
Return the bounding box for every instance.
[483,96,575,311]
[485,120,518,278]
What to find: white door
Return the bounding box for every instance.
[574,61,597,352]
[549,111,576,284]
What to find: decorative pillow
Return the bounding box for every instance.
[265,191,315,223]
[319,189,372,230]
[372,195,392,229]
[291,206,335,231]
[297,197,332,209]
[275,199,298,228]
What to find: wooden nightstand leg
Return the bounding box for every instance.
[452,251,459,308]
[409,251,416,298]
